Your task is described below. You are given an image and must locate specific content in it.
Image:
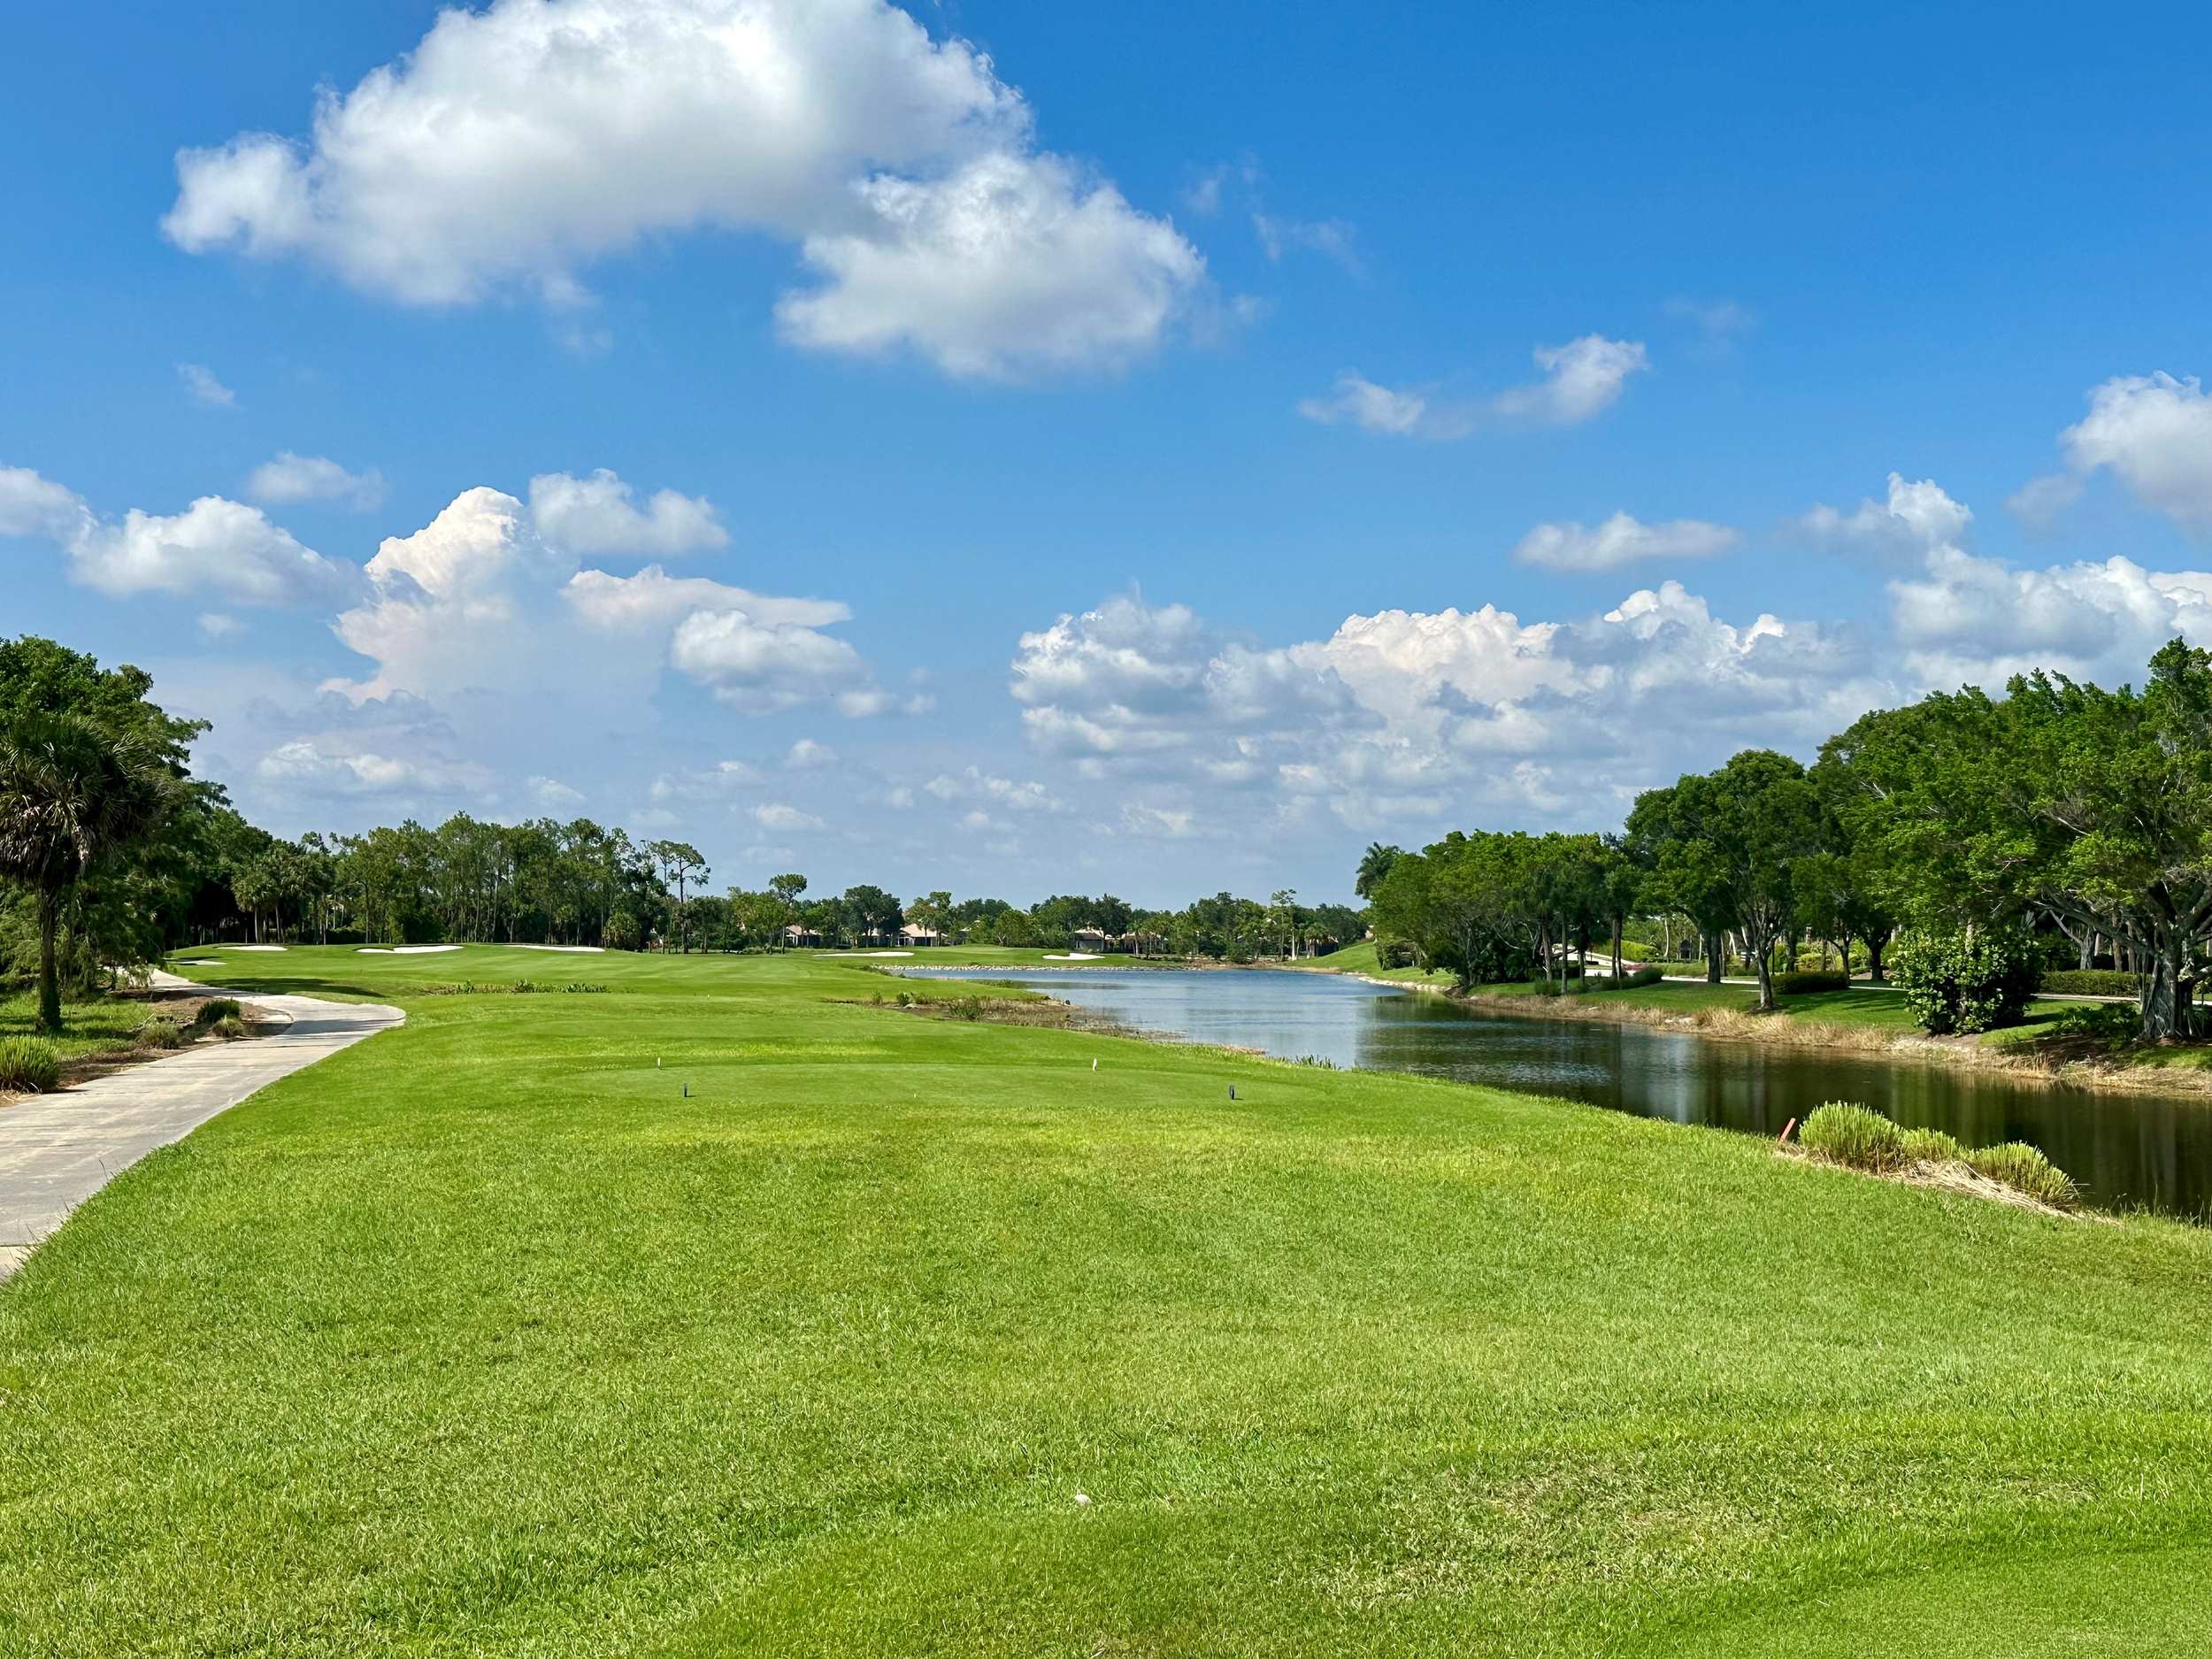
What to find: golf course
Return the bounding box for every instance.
[3,944,2207,1656]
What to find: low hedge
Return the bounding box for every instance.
[1776,970,1849,995]
[2039,969,2142,998]
[1585,964,1664,991]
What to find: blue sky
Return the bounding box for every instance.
[5,0,2211,905]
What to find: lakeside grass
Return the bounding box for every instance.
[1,943,2208,1655]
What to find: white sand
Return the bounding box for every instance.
[359,945,464,955]
[861,950,916,957]
[1044,952,1103,961]
[221,944,288,952]
[174,959,223,966]
[515,944,607,954]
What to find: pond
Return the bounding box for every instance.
[912,966,2212,1218]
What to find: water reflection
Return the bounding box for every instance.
[918,968,2212,1217]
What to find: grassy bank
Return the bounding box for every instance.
[1311,947,2212,1094]
[1,944,2208,1655]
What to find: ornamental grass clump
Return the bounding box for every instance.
[1899,1125,1966,1164]
[192,997,242,1027]
[1798,1102,1907,1171]
[208,1014,249,1041]
[1796,1103,2081,1210]
[1966,1142,2081,1210]
[0,1035,61,1093]
[136,1020,188,1051]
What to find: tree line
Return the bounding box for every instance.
[1363,639,2212,1042]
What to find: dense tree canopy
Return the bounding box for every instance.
[1824,639,2212,1039]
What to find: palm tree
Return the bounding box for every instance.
[1354,842,1403,900]
[0,713,181,1033]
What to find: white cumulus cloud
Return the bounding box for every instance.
[176,363,237,408]
[1800,472,1973,560]
[1513,512,1739,572]
[529,468,727,557]
[0,466,93,541]
[73,496,353,606]
[2057,372,2212,534]
[669,608,875,713]
[1492,335,1648,425]
[1295,373,1455,438]
[163,0,1202,379]
[753,802,824,832]
[246,452,386,510]
[5,465,351,607]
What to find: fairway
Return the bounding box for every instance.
[2,946,2208,1656]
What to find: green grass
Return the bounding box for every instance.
[1,943,2208,1655]
[0,986,165,1066]
[1306,938,1455,986]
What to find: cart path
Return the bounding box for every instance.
[0,971,403,1281]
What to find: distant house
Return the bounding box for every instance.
[1071,926,1113,952]
[857,926,894,948]
[899,923,946,947]
[781,923,825,949]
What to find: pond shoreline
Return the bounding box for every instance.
[1319,967,2212,1104]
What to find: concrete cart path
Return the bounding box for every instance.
[0,971,403,1281]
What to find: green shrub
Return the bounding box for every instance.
[2040,969,2142,998]
[192,997,242,1026]
[1893,930,2037,1034]
[208,1015,249,1041]
[1798,1102,1908,1171]
[1966,1142,2081,1210]
[562,983,609,994]
[1900,1125,1966,1164]
[137,1020,188,1051]
[2055,1002,2139,1046]
[1777,970,1849,995]
[1375,939,1421,970]
[0,1036,61,1093]
[1532,979,1562,997]
[949,997,985,1021]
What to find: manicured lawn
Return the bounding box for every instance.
[2,945,2208,1655]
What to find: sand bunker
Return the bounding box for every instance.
[515,944,607,954]
[861,950,916,957]
[1044,952,1103,961]
[359,945,464,955]
[221,944,288,952]
[174,959,223,966]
